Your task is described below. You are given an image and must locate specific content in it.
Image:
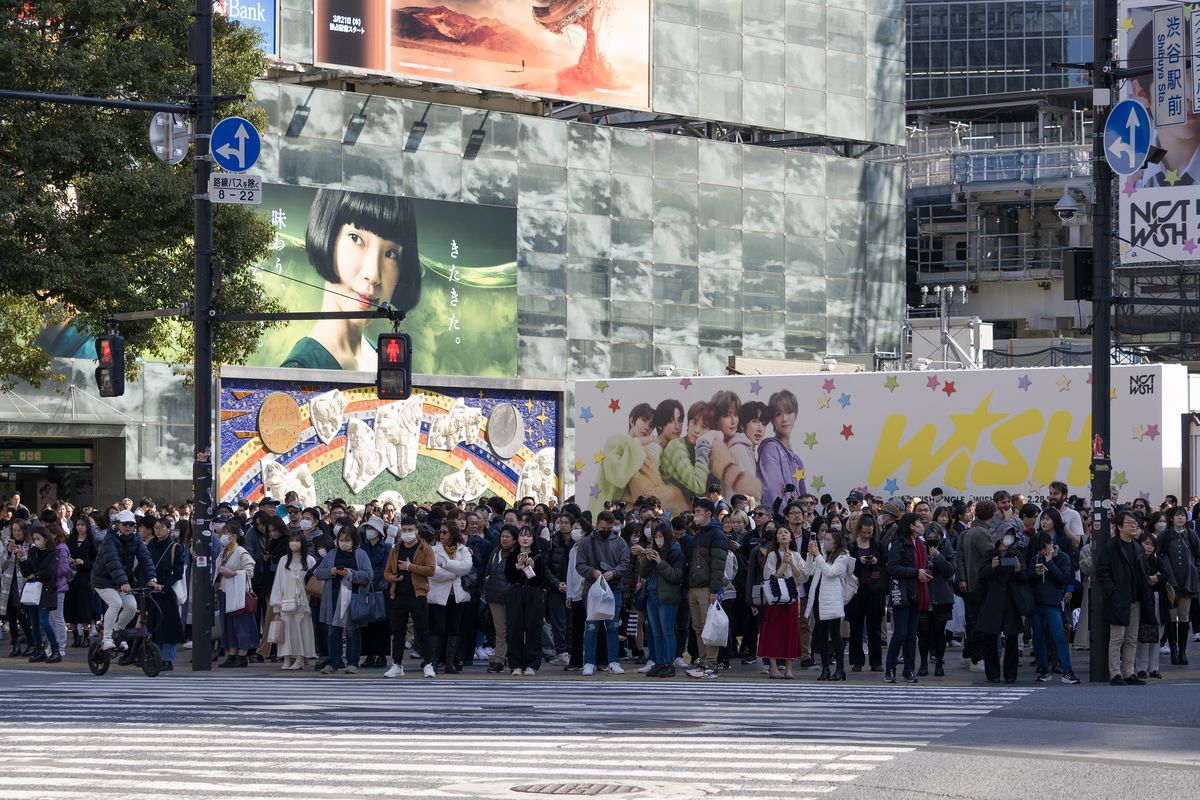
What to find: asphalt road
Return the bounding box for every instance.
[0,653,1196,800]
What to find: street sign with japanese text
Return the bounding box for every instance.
[1153,6,1187,127]
[209,173,262,205]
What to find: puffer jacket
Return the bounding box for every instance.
[482,546,514,604]
[801,551,852,621]
[91,530,155,591]
[18,543,60,610]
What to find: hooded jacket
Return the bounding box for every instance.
[575,528,631,596]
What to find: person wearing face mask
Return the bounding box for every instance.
[215,519,258,667]
[1134,532,1166,680]
[504,526,548,675]
[1026,532,1080,684]
[359,516,393,669]
[564,518,589,670]
[383,517,437,678]
[800,521,853,682]
[975,526,1028,684]
[427,524,474,674]
[2,519,35,657]
[298,508,333,670]
[637,522,685,677]
[315,525,373,674]
[14,524,63,663]
[92,509,160,655]
[915,524,955,678]
[884,513,930,684]
[146,517,187,671]
[576,511,631,676]
[269,532,317,669]
[543,513,576,667]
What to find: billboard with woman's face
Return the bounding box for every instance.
[250,184,517,377]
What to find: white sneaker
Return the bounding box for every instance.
[523,667,537,676]
[423,663,436,678]
[581,664,596,676]
[475,647,490,661]
[384,664,405,678]
[100,637,116,651]
[182,641,193,650]
[1160,644,1172,654]
[761,662,770,674]
[638,661,657,673]
[512,668,522,675]
[673,656,689,669]
[484,646,496,657]
[686,666,708,678]
[344,664,359,674]
[969,661,986,672]
[1193,633,1200,642]
[410,650,421,660]
[607,662,625,674]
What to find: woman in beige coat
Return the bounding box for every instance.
[269,532,317,669]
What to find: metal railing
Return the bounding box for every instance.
[915,233,1066,283]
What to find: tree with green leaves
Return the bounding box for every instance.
[0,0,279,390]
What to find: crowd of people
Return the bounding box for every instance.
[1,483,1198,685]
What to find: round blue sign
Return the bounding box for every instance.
[1103,100,1152,177]
[210,116,261,173]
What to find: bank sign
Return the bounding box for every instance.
[215,0,277,56]
[573,364,1188,516]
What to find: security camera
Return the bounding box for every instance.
[1055,191,1080,223]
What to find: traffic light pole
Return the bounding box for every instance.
[190,0,217,671]
[1087,0,1116,684]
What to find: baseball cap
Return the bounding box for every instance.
[114,510,137,524]
[286,499,303,511]
[847,491,864,502]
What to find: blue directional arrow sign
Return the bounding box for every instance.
[210,116,261,173]
[1103,100,1152,176]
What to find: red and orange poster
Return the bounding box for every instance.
[314,0,650,109]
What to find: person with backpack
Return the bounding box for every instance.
[800,520,853,681]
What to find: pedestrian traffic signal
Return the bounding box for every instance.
[95,335,125,397]
[376,333,412,400]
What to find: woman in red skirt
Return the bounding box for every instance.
[757,526,804,678]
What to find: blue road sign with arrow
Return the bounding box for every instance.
[1103,100,1152,176]
[210,116,261,173]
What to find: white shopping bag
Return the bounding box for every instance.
[701,600,729,646]
[586,578,616,621]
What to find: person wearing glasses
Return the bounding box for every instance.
[1096,510,1158,685]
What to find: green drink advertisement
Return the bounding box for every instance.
[251,184,517,377]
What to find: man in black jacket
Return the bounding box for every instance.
[92,509,159,652]
[685,499,728,678]
[1096,511,1157,685]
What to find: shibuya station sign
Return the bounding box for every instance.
[311,0,650,108]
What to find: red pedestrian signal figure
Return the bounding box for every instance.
[377,333,412,400]
[94,335,125,398]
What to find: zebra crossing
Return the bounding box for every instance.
[0,673,1034,799]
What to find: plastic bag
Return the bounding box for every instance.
[586,578,616,621]
[701,601,729,646]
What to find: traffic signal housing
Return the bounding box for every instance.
[376,333,412,400]
[95,335,125,397]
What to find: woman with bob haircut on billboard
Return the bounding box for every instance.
[281,189,422,371]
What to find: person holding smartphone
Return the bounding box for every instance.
[845,513,886,672]
[975,529,1028,684]
[1026,533,1079,684]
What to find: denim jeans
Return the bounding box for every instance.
[646,594,678,666]
[51,592,66,646]
[886,601,919,673]
[1031,605,1072,674]
[30,607,60,652]
[326,625,361,669]
[583,591,621,667]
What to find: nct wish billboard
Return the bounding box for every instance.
[312,0,650,109]
[574,365,1187,516]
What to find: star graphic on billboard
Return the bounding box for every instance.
[608,398,620,412]
[593,451,605,464]
[884,375,899,392]
[810,475,825,491]
[803,432,818,449]
[1145,424,1159,440]
[580,406,593,422]
[838,393,851,409]
[841,424,854,440]
[749,380,762,395]
[679,378,693,390]
[1056,375,1071,392]
[926,375,940,390]
[884,477,899,493]
[1111,471,1128,489]
[822,378,836,392]
[595,380,609,391]
[1017,375,1032,392]
[818,393,831,409]
[942,381,956,397]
